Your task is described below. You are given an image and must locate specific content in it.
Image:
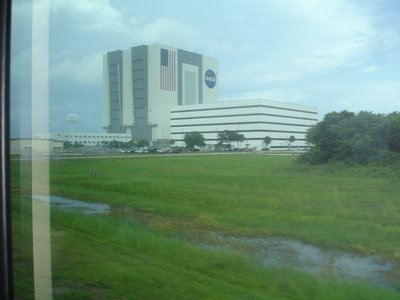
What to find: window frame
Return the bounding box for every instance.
[0,0,13,299]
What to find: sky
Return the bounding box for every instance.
[10,0,400,137]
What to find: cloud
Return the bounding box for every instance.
[51,0,124,30]
[363,65,381,74]
[280,1,378,73]
[50,0,206,51]
[50,52,103,84]
[135,18,205,52]
[222,88,308,103]
[298,78,400,117]
[293,30,375,72]
[288,0,372,33]
[223,61,302,88]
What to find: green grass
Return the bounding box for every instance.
[11,154,400,299]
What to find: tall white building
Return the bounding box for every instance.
[103,44,219,142]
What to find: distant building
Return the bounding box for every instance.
[35,132,132,146]
[170,99,317,150]
[11,139,64,158]
[103,44,317,150]
[103,44,219,141]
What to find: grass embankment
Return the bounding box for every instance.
[12,154,400,299]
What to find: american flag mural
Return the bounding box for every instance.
[160,48,176,91]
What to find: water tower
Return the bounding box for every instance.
[67,113,79,133]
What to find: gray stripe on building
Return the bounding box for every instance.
[177,49,203,105]
[107,50,123,133]
[131,45,152,141]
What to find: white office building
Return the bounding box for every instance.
[170,99,317,150]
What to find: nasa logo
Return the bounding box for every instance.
[205,69,216,89]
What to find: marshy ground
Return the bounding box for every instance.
[12,154,400,299]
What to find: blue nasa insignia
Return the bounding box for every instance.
[205,69,216,89]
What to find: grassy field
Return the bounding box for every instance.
[11,154,400,299]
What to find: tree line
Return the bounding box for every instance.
[64,131,301,152]
[183,130,296,150]
[184,130,247,150]
[94,132,295,151]
[298,111,400,165]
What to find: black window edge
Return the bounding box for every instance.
[0,0,13,299]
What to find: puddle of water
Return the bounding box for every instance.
[32,195,400,291]
[204,232,400,291]
[34,195,111,215]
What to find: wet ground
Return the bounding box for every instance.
[34,195,400,291]
[34,195,111,215]
[203,232,400,291]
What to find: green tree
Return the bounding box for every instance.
[217,130,245,149]
[63,141,73,149]
[336,111,387,163]
[264,136,272,148]
[299,110,393,165]
[127,140,137,148]
[288,135,296,150]
[137,139,149,148]
[184,132,205,150]
[304,111,356,163]
[386,112,400,153]
[73,142,84,148]
[108,140,137,149]
[235,132,245,147]
[108,140,122,149]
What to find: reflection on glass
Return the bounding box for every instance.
[11,1,400,299]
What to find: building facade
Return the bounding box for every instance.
[103,44,219,142]
[170,99,318,150]
[35,132,132,146]
[11,139,64,158]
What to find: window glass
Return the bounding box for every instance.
[10,1,400,299]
